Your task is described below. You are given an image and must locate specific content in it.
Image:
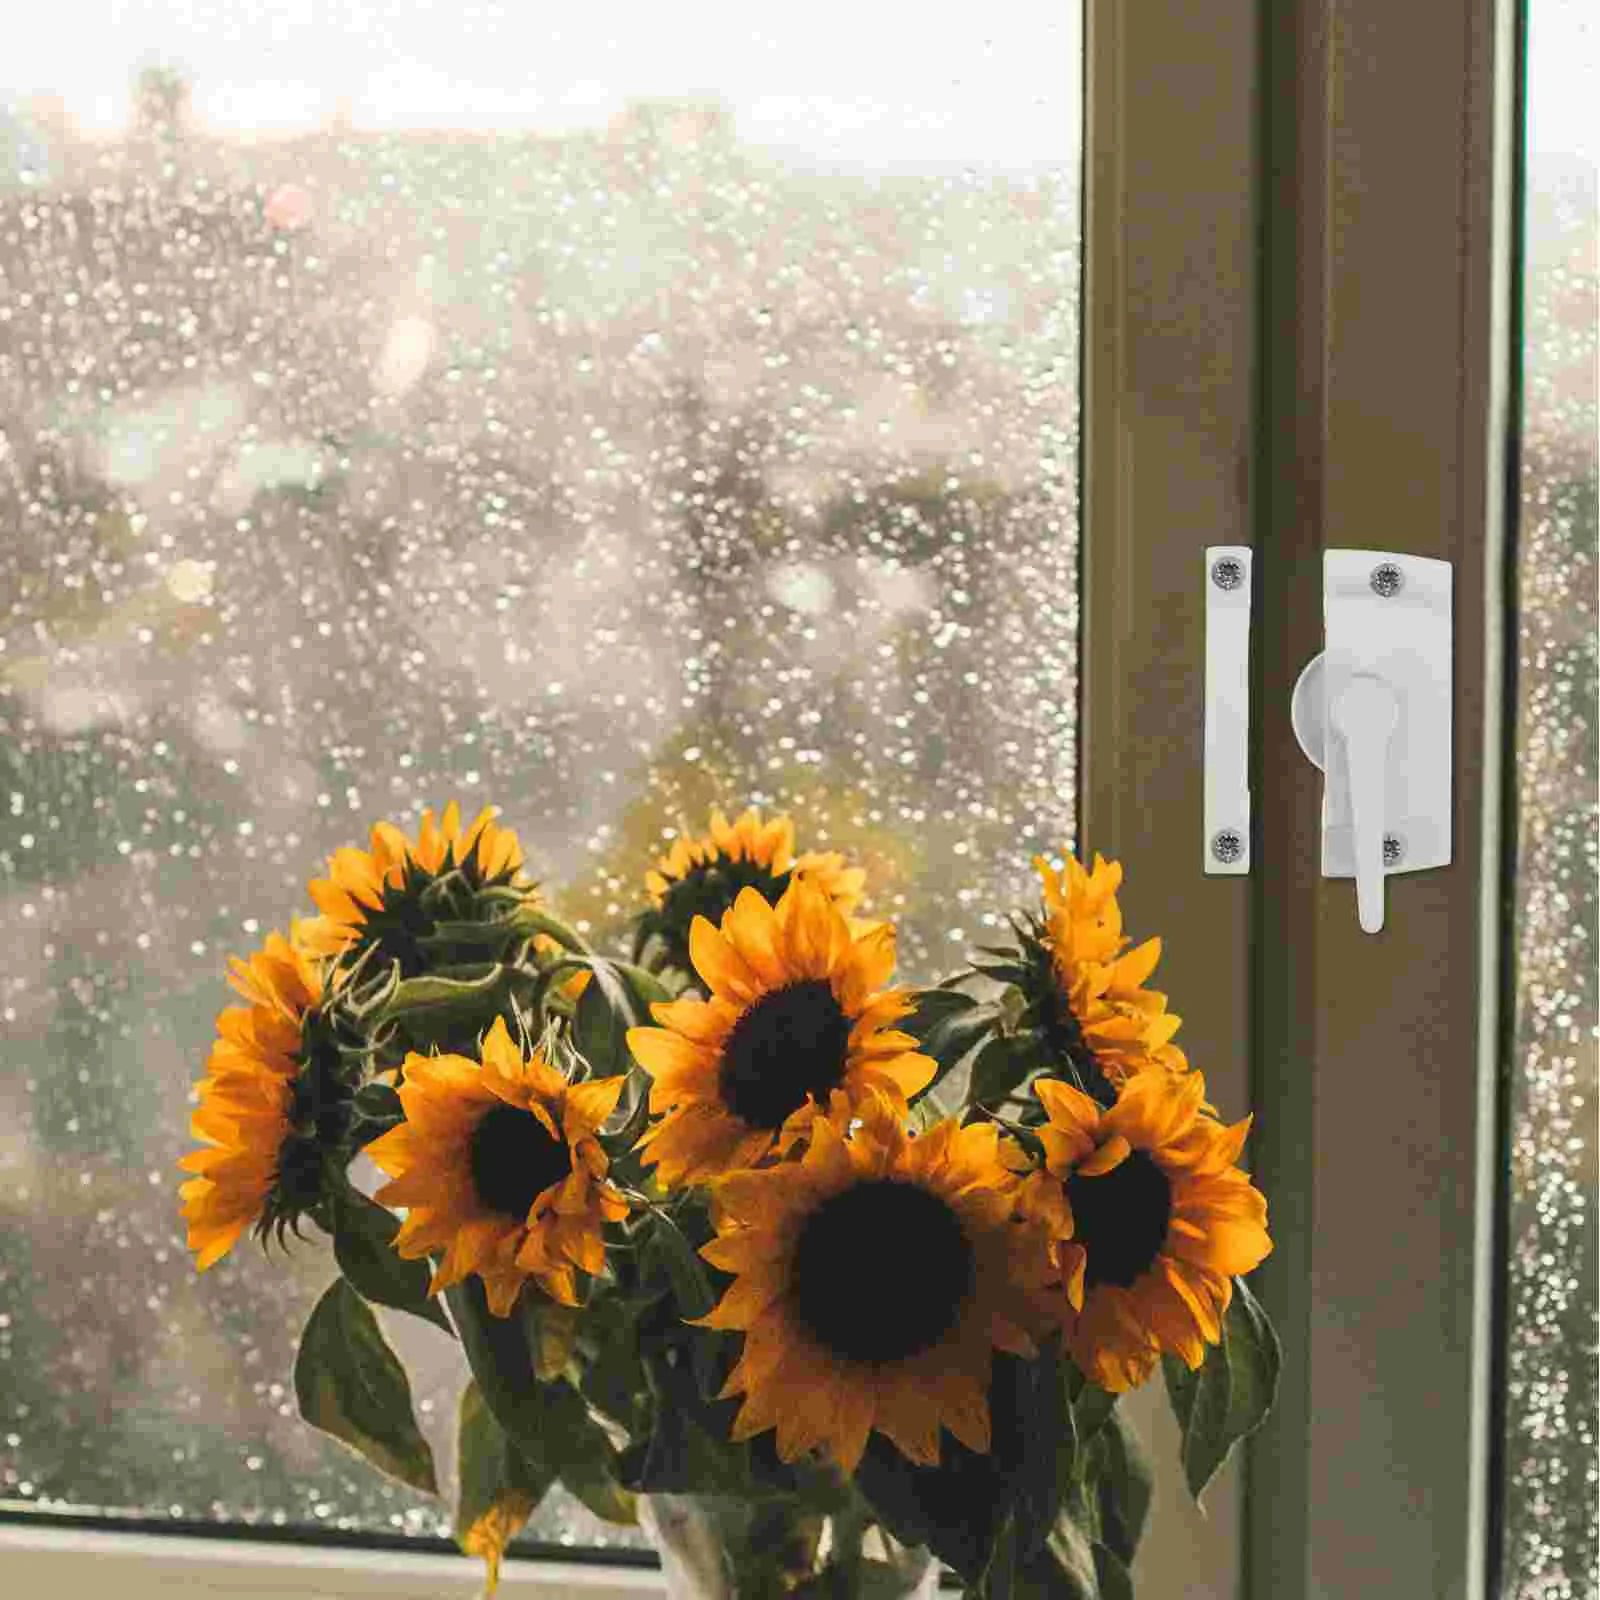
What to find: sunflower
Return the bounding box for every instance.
[300,799,589,1005]
[686,1091,1043,1474]
[1013,1070,1271,1391]
[300,800,527,973]
[1005,849,1191,1106]
[178,928,360,1270]
[364,1017,629,1313]
[624,878,935,1189]
[635,807,878,977]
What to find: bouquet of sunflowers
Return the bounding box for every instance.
[179,799,1278,1599]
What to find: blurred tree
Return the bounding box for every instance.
[134,65,191,139]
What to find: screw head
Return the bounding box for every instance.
[1211,829,1244,864]
[1211,556,1245,591]
[1383,834,1404,867]
[1370,562,1404,598]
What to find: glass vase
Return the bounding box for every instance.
[638,1492,941,1599]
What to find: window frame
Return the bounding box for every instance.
[1080,0,1516,1595]
[1241,1,1516,1598]
[1,0,1522,1592]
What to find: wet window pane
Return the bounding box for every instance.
[1501,1,1599,1593]
[0,4,1082,1551]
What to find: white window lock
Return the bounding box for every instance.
[1205,548,1453,934]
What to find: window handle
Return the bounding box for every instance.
[1288,551,1454,935]
[1328,673,1402,931]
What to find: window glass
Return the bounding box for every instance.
[0,2,1082,1548]
[1501,1,1599,1592]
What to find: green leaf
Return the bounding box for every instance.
[902,990,1004,1103]
[618,1346,754,1497]
[962,1340,1083,1582]
[969,1032,1049,1108]
[293,1279,438,1495]
[973,962,1032,985]
[1039,1514,1101,1599]
[1090,1543,1134,1600]
[614,962,675,1008]
[642,1208,719,1321]
[572,958,673,1079]
[444,1276,636,1525]
[573,958,645,1077]
[852,1428,1004,1585]
[509,904,594,953]
[1070,1375,1118,1447]
[329,1183,454,1336]
[381,968,506,1016]
[520,1293,583,1381]
[415,916,525,951]
[602,1063,654,1148]
[445,1274,567,1455]
[979,1509,1131,1600]
[1084,1410,1153,1568]
[455,1378,555,1589]
[638,1206,728,1403]
[534,1376,638,1525]
[977,1511,1025,1599]
[575,1292,653,1440]
[1162,1275,1282,1508]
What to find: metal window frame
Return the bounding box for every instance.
[1082,1,1516,1598]
[1078,1,1263,1593]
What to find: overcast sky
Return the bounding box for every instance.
[0,0,1082,171]
[0,0,1590,166]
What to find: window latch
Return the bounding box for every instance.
[1289,551,1453,933]
[1204,548,1453,934]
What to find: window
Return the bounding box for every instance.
[0,0,1082,1585]
[5,4,1565,1599]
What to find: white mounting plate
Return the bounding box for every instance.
[1203,546,1252,875]
[1293,550,1453,880]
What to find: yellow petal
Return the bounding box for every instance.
[478,1016,523,1081]
[686,1265,789,1331]
[1109,935,1162,991]
[564,1075,626,1138]
[1061,1243,1088,1312]
[1167,1217,1273,1277]
[723,890,792,990]
[1106,1070,1205,1151]
[647,996,733,1045]
[1076,1133,1132,1177]
[1033,1076,1104,1141]
[689,916,763,1002]
[699,1228,785,1275]
[627,1026,713,1080]
[939,1373,993,1455]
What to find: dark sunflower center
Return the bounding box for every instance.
[1066,1148,1172,1289]
[791,1179,975,1364]
[468,1103,574,1220]
[717,979,853,1130]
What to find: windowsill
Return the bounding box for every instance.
[0,1522,668,1597]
